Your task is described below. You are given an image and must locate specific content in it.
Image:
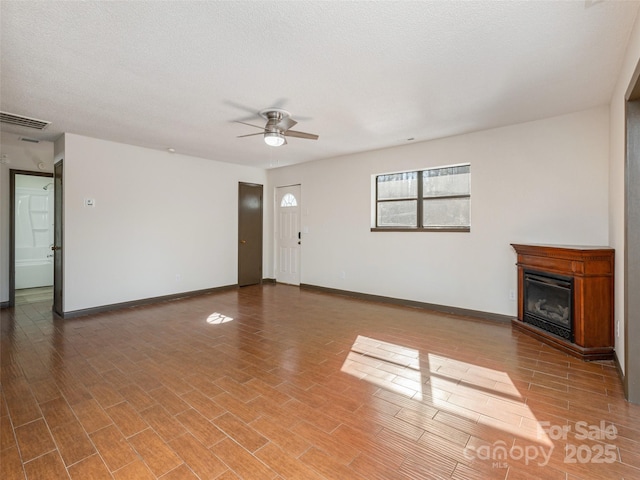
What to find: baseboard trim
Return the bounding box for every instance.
[614,351,625,383]
[299,283,512,324]
[61,284,238,319]
[0,301,10,309]
[261,278,277,285]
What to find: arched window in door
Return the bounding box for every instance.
[280,193,298,207]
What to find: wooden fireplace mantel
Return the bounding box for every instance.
[511,244,615,361]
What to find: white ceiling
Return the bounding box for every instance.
[1,1,638,169]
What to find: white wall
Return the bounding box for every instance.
[0,109,612,322]
[609,12,640,375]
[267,107,610,317]
[61,133,266,312]
[0,132,54,303]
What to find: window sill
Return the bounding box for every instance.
[371,227,470,233]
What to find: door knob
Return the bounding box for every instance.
[240,240,246,244]
[51,246,61,251]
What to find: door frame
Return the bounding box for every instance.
[8,169,54,308]
[53,160,64,316]
[625,64,640,404]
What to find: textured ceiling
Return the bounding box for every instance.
[1,1,638,168]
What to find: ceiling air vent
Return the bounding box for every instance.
[0,111,51,130]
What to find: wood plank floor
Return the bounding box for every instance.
[15,287,53,306]
[1,284,639,479]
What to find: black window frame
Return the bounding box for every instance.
[372,164,470,232]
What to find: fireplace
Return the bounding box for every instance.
[523,270,573,341]
[511,244,614,361]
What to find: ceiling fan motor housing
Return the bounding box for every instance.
[235,107,318,145]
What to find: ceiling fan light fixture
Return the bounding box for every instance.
[264,131,285,147]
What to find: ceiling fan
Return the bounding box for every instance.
[236,108,318,147]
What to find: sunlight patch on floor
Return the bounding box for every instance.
[341,335,551,446]
[341,335,423,400]
[428,353,552,446]
[206,312,234,325]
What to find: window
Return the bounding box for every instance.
[374,164,470,231]
[280,193,298,207]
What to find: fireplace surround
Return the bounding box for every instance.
[511,244,614,361]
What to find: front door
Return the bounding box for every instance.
[53,160,63,315]
[276,185,301,285]
[238,182,263,286]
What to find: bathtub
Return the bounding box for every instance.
[15,246,53,289]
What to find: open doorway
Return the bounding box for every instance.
[9,170,54,307]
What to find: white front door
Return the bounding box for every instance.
[276,185,301,285]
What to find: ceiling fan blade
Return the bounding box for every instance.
[276,117,297,131]
[235,120,266,130]
[237,132,265,138]
[225,100,261,116]
[284,130,319,140]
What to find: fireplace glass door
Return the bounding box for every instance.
[523,271,573,341]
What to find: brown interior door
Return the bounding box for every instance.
[53,160,63,315]
[238,182,263,286]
